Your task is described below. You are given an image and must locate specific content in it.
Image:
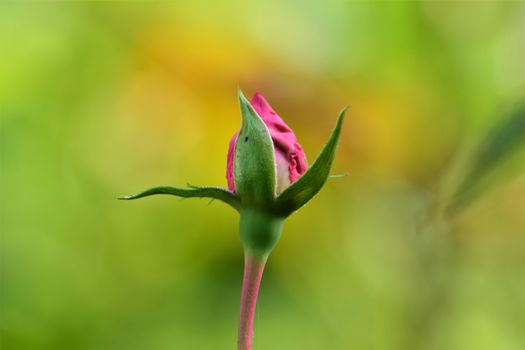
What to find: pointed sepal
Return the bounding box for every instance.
[273,108,347,217]
[234,89,277,209]
[119,185,241,211]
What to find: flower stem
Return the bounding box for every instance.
[237,255,267,350]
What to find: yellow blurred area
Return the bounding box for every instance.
[1,1,524,350]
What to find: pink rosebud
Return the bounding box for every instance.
[121,89,346,350]
[227,92,308,195]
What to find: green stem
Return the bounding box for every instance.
[237,255,266,350]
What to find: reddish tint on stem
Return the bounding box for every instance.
[237,256,267,350]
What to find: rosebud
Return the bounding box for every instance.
[119,89,346,350]
[227,92,307,196]
[120,88,346,222]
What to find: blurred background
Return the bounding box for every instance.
[1,1,524,349]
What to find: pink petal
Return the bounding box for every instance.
[250,92,307,184]
[226,133,238,192]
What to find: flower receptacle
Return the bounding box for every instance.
[239,209,284,260]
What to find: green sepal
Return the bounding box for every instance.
[234,89,276,209]
[273,108,347,217]
[119,185,241,212]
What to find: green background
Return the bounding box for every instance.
[1,1,524,349]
